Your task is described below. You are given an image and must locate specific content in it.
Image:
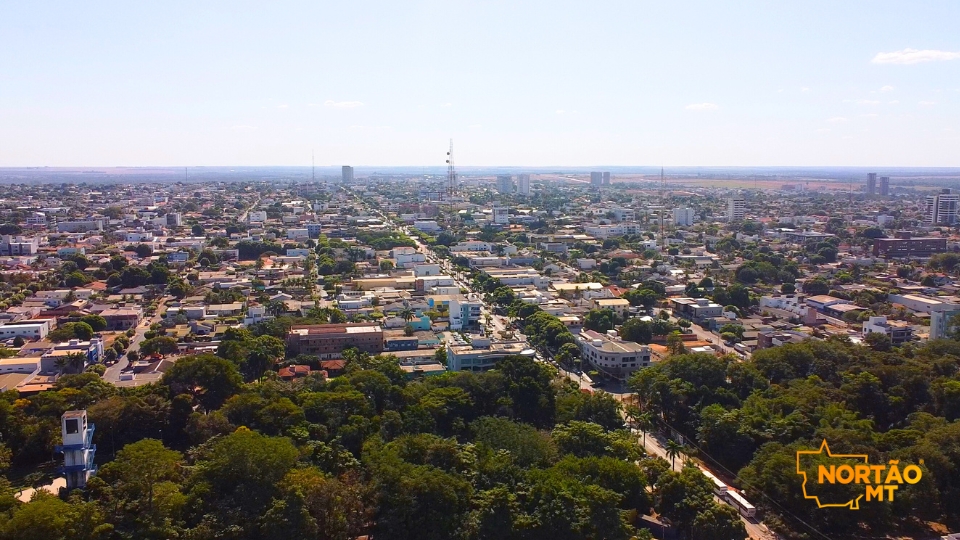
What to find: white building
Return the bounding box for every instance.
[413,220,441,233]
[448,298,482,330]
[492,206,510,225]
[446,337,534,372]
[517,174,531,196]
[0,235,39,256]
[728,197,745,221]
[673,208,696,226]
[924,189,960,225]
[0,319,52,340]
[247,211,267,223]
[451,241,494,252]
[577,330,652,382]
[166,213,183,227]
[583,223,642,239]
[286,228,309,240]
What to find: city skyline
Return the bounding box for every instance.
[1,1,959,167]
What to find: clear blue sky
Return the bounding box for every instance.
[1,1,958,167]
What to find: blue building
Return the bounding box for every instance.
[55,410,96,490]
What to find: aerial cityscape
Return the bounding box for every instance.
[1,2,960,540]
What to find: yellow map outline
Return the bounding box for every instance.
[796,439,868,510]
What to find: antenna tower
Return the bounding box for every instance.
[445,139,457,199]
[312,151,315,183]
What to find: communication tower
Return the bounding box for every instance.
[446,139,458,198]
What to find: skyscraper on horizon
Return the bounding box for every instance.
[866,173,877,196]
[517,173,530,196]
[496,175,513,194]
[590,171,603,187]
[879,176,890,196]
[602,172,611,185]
[342,166,354,184]
[728,197,745,221]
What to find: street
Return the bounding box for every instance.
[102,296,168,384]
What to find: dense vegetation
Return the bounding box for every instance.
[630,338,960,538]
[0,352,748,540]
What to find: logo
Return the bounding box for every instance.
[796,440,923,509]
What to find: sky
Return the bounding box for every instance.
[1,1,959,168]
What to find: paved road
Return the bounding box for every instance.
[103,297,169,384]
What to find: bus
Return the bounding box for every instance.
[724,490,757,518]
[700,469,728,498]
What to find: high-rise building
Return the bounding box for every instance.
[728,197,745,221]
[166,212,182,227]
[492,206,510,225]
[602,172,611,185]
[924,189,960,225]
[590,172,603,187]
[673,208,696,226]
[879,176,890,196]
[866,173,877,196]
[341,166,354,184]
[517,174,530,196]
[496,175,514,194]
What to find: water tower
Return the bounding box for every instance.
[55,410,97,490]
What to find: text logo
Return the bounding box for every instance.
[796,440,923,509]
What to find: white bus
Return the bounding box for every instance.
[724,490,757,518]
[700,469,728,498]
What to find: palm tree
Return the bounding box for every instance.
[665,440,684,471]
[637,412,654,450]
[399,307,415,323]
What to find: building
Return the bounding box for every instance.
[930,305,960,340]
[673,208,696,226]
[99,307,143,331]
[412,220,441,233]
[862,316,913,345]
[517,173,531,196]
[593,298,631,317]
[446,337,533,372]
[0,319,52,341]
[57,220,103,233]
[166,212,182,227]
[286,323,384,359]
[602,172,611,185]
[496,175,513,194]
[866,173,877,196]
[590,171,603,187]
[728,197,745,221]
[0,235,39,256]
[924,189,960,225]
[247,210,267,223]
[879,176,890,196]
[873,232,947,258]
[577,330,652,382]
[671,297,723,320]
[449,298,482,330]
[492,206,510,225]
[55,410,96,490]
[305,223,323,238]
[342,165,355,184]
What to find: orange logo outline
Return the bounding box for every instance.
[796,439,868,509]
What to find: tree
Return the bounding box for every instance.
[161,354,243,411]
[665,439,684,469]
[80,315,107,332]
[134,244,153,258]
[139,336,178,356]
[620,318,652,344]
[691,502,747,540]
[191,224,205,237]
[666,331,687,355]
[97,439,182,519]
[864,331,893,352]
[781,282,796,294]
[583,309,616,333]
[803,277,830,296]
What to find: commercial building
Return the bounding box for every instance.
[673,208,696,226]
[492,206,510,225]
[872,232,947,258]
[577,330,652,382]
[728,197,745,221]
[671,297,723,320]
[862,316,914,345]
[924,189,960,225]
[57,220,104,233]
[99,308,143,331]
[866,173,877,196]
[879,176,890,196]
[342,166,355,184]
[413,220,441,233]
[930,305,960,340]
[0,319,52,341]
[286,323,384,359]
[496,175,513,194]
[448,298,483,330]
[517,173,530,196]
[446,337,533,372]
